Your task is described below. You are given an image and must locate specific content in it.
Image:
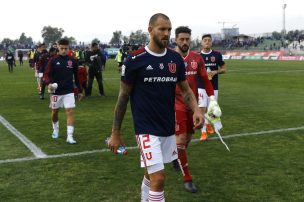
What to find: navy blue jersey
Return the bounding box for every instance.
[5,52,15,62]
[122,46,186,137]
[38,51,51,74]
[44,55,81,95]
[198,50,225,90]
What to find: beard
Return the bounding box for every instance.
[153,35,169,49]
[178,44,189,53]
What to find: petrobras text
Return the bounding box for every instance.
[143,77,177,83]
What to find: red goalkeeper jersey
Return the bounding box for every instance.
[175,51,214,112]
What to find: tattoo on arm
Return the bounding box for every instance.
[112,82,132,131]
[178,80,198,112]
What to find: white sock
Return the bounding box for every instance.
[205,117,210,124]
[148,190,165,202]
[141,176,150,202]
[52,121,59,134]
[67,126,74,136]
[201,117,210,133]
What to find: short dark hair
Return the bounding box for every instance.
[91,42,98,48]
[58,38,69,45]
[149,13,170,26]
[49,47,56,53]
[37,42,46,48]
[202,34,212,40]
[175,26,192,38]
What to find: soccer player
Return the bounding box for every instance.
[39,47,57,100]
[44,39,83,144]
[108,13,203,202]
[198,34,226,141]
[173,26,217,193]
[74,60,88,98]
[34,43,47,93]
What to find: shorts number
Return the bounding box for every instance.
[142,134,150,149]
[52,96,58,102]
[145,152,152,160]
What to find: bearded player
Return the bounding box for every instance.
[173,26,220,193]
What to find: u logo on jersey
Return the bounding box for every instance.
[168,63,176,73]
[211,56,216,63]
[191,61,198,69]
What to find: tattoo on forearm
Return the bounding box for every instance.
[113,91,130,130]
[183,92,191,106]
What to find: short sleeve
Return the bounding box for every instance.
[218,52,225,66]
[121,55,137,84]
[176,55,186,82]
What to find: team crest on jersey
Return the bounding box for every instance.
[211,56,216,62]
[191,61,198,69]
[67,60,73,68]
[121,65,126,76]
[159,63,164,70]
[168,62,176,73]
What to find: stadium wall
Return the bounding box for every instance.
[223,51,304,61]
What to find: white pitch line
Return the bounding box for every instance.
[229,69,304,75]
[0,125,303,165]
[0,115,47,158]
[191,125,304,142]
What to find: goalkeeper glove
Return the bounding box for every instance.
[207,96,222,118]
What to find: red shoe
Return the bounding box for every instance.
[200,132,208,141]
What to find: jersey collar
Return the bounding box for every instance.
[145,46,167,57]
[201,49,212,55]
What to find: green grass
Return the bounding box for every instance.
[0,123,32,160]
[0,59,304,201]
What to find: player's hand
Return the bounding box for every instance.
[207,96,222,118]
[193,109,204,129]
[108,131,124,154]
[48,83,58,94]
[210,70,218,78]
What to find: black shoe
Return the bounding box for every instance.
[40,95,44,100]
[184,181,198,193]
[172,159,180,172]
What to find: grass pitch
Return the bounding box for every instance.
[0,59,303,201]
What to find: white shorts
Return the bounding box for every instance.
[136,134,178,174]
[198,88,218,108]
[50,93,76,109]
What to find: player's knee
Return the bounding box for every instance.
[65,108,74,115]
[149,171,165,190]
